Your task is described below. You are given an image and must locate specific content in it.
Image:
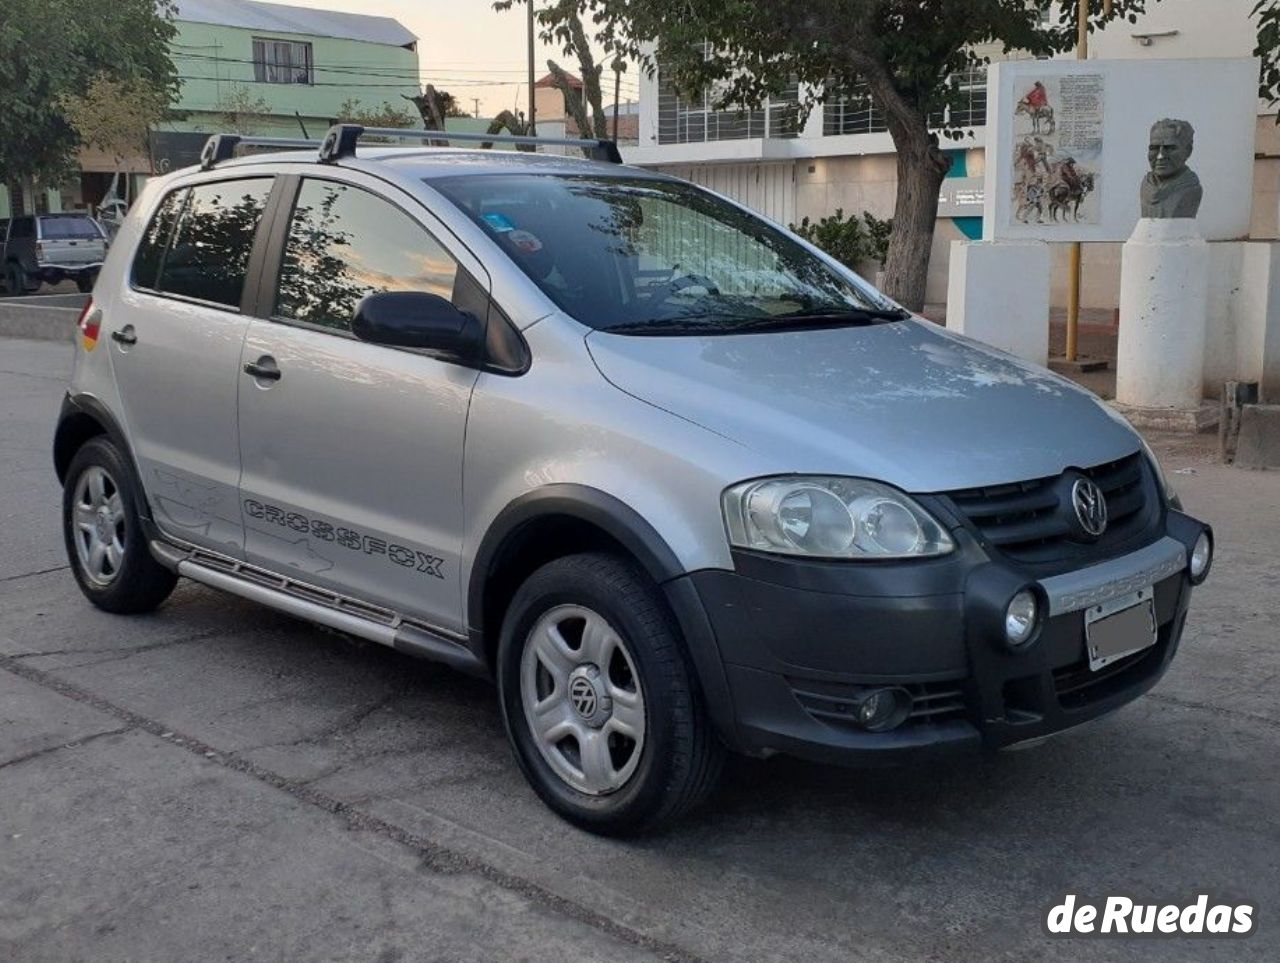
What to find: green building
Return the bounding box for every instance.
[7,0,421,219]
[161,0,420,146]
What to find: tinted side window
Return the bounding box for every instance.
[131,189,186,290]
[156,178,273,308]
[10,218,33,239]
[275,179,459,332]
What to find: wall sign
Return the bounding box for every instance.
[984,58,1258,242]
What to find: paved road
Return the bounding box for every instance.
[2,337,1279,962]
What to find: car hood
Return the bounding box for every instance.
[585,318,1139,493]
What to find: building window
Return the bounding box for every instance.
[823,65,987,136]
[656,45,800,144]
[252,38,313,85]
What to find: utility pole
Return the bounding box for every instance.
[472,97,481,119]
[526,0,537,134]
[612,64,621,140]
[1064,0,1089,363]
[1064,0,1111,363]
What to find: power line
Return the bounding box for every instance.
[169,51,640,92]
[171,74,636,92]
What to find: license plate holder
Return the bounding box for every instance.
[1084,587,1157,672]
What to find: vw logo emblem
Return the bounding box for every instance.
[569,677,598,719]
[1071,478,1108,538]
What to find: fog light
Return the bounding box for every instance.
[854,687,911,732]
[1189,531,1212,584]
[1005,589,1040,647]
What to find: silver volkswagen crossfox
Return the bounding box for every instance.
[55,127,1213,834]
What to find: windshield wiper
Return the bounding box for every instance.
[601,316,749,335]
[726,306,910,330]
[600,305,909,336]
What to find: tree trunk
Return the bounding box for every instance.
[881,130,949,312]
[854,58,952,313]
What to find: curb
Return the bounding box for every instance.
[0,302,79,343]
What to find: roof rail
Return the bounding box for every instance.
[316,124,624,165]
[199,134,322,171]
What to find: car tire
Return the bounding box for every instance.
[497,552,724,835]
[75,274,94,294]
[62,437,177,614]
[4,262,26,296]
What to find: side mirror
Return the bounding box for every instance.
[351,291,482,360]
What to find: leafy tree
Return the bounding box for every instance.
[558,0,1153,310]
[495,0,625,142]
[1256,0,1280,113]
[338,98,418,129]
[438,91,471,118]
[0,0,178,185]
[402,86,469,132]
[215,85,271,135]
[59,74,170,167]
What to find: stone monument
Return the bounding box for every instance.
[1139,118,1203,219]
[1116,117,1213,429]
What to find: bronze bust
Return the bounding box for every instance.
[1140,118,1202,218]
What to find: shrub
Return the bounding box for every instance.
[789,209,893,271]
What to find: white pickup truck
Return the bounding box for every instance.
[2,212,108,294]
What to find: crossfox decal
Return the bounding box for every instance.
[243,499,445,579]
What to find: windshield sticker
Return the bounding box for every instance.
[508,229,543,253]
[482,212,516,233]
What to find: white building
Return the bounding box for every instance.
[622,0,1277,309]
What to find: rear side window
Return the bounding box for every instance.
[131,189,186,290]
[274,178,459,332]
[39,216,101,240]
[147,178,273,308]
[9,218,33,239]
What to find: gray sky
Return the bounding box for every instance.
[266,0,640,116]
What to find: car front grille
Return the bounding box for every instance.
[941,452,1158,567]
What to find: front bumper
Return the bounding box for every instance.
[670,510,1208,765]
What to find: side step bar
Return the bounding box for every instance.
[153,541,489,678]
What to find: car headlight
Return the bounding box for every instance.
[722,476,955,559]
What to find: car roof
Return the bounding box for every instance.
[202,145,670,182]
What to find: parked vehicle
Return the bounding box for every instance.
[53,128,1213,834]
[4,212,107,294]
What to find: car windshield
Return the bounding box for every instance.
[40,216,102,240]
[427,173,899,334]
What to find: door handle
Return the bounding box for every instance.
[110,327,136,345]
[243,358,281,382]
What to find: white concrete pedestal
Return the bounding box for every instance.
[946,240,1050,366]
[1115,218,1215,430]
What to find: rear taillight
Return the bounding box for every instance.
[34,242,44,260]
[77,298,100,351]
